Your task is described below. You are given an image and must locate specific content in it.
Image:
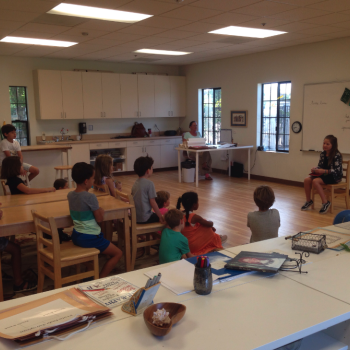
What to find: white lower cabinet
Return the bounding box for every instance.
[143,145,160,169]
[71,144,90,165]
[160,144,178,168]
[126,146,144,171]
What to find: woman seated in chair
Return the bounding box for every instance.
[182,121,213,181]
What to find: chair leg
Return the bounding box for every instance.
[311,185,315,209]
[346,189,350,209]
[131,233,138,271]
[93,255,99,280]
[37,268,45,293]
[330,188,334,214]
[76,264,81,283]
[53,267,62,290]
[145,233,151,255]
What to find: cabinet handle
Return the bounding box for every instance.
[139,111,141,117]
[104,112,106,118]
[65,112,67,118]
[171,111,173,116]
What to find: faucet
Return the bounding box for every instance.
[60,128,68,141]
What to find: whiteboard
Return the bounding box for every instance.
[302,81,350,154]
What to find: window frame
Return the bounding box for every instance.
[261,81,291,153]
[202,87,221,145]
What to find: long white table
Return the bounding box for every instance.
[1,226,350,349]
[175,145,253,187]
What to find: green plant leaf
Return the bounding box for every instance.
[340,244,350,252]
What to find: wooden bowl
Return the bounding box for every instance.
[143,302,186,337]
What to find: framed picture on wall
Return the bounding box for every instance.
[231,111,247,127]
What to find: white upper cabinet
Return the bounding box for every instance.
[61,71,84,119]
[82,72,103,119]
[155,76,171,118]
[120,74,138,118]
[35,70,63,120]
[170,76,186,117]
[102,73,121,119]
[138,75,155,119]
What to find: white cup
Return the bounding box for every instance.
[76,135,81,141]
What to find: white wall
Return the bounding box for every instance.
[0,56,181,144]
[180,37,350,183]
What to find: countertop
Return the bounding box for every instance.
[22,145,72,152]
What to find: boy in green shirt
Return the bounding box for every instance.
[159,209,194,264]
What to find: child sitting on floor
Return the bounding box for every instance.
[68,162,123,278]
[159,209,194,264]
[177,191,226,255]
[0,204,37,293]
[155,191,170,216]
[53,178,68,190]
[1,156,55,195]
[247,185,280,243]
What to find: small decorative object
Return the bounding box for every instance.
[231,111,247,127]
[340,87,350,105]
[152,308,171,326]
[291,232,327,254]
[280,251,309,274]
[193,256,212,295]
[291,121,302,133]
[143,302,186,337]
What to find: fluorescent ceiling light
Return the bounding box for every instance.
[135,49,192,56]
[0,36,77,47]
[209,26,286,38]
[48,3,152,23]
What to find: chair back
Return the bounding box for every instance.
[115,189,129,202]
[93,183,109,194]
[32,210,61,266]
[333,210,350,225]
[343,160,350,185]
[0,180,10,196]
[127,194,138,228]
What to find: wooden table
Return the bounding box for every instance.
[22,145,73,188]
[176,145,253,187]
[0,196,133,271]
[0,188,107,208]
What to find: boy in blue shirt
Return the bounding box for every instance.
[159,209,194,264]
[68,162,122,278]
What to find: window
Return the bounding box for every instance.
[9,86,30,146]
[261,81,291,152]
[202,88,221,145]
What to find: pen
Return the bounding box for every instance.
[145,278,152,288]
[81,288,106,292]
[150,275,157,286]
[155,273,161,284]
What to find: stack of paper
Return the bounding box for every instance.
[187,138,206,147]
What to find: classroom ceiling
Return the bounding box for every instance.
[0,0,350,66]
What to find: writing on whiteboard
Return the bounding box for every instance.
[346,114,350,123]
[311,101,327,105]
[342,127,350,131]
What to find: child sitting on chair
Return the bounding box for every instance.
[247,185,280,243]
[53,178,68,190]
[68,162,122,278]
[159,209,194,264]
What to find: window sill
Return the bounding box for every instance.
[263,150,289,154]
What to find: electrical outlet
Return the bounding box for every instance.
[88,125,93,131]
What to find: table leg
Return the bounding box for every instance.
[123,210,131,272]
[67,149,72,189]
[196,152,199,187]
[178,150,181,183]
[248,149,251,180]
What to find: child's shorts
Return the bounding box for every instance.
[0,237,9,252]
[22,163,33,172]
[320,174,337,185]
[71,230,110,252]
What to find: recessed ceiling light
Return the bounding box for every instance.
[135,49,192,56]
[209,26,286,38]
[48,3,152,23]
[0,36,77,47]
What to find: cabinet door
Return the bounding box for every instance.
[170,76,186,117]
[82,72,103,119]
[144,145,160,169]
[102,73,121,119]
[36,70,63,119]
[155,76,171,117]
[61,71,84,119]
[138,75,155,118]
[126,146,144,171]
[120,74,138,118]
[71,143,90,165]
[160,144,178,168]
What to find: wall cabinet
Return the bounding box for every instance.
[61,71,84,119]
[170,76,186,117]
[138,75,155,119]
[102,73,121,119]
[120,74,138,119]
[155,76,171,118]
[82,72,103,120]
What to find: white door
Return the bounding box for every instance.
[120,74,138,118]
[70,143,90,166]
[82,72,103,119]
[36,70,63,120]
[138,75,155,118]
[155,76,171,117]
[126,146,144,171]
[144,145,160,169]
[102,73,122,119]
[160,144,178,168]
[61,71,84,119]
[170,76,186,117]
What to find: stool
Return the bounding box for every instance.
[54,166,73,187]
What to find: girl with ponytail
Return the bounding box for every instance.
[177,192,227,255]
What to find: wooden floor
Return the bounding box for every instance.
[115,170,344,248]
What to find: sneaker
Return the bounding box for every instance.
[220,235,228,244]
[319,201,331,214]
[301,200,313,211]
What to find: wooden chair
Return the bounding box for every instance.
[0,257,3,302]
[311,160,350,213]
[32,210,100,293]
[54,165,73,180]
[0,180,10,196]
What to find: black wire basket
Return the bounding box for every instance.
[291,232,327,254]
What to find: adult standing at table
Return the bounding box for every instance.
[182,121,213,181]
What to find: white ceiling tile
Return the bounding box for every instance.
[19,23,71,34]
[118,25,167,35]
[100,32,146,41]
[296,25,345,35]
[74,19,131,32]
[102,52,142,61]
[153,29,200,39]
[50,33,91,43]
[187,33,232,42]
[238,17,293,29]
[331,20,350,29]
[154,0,197,4]
[161,6,222,21]
[0,0,57,13]
[307,0,350,12]
[342,9,350,16]
[270,22,322,32]
[301,13,350,25]
[44,43,107,58]
[271,0,324,6]
[116,0,179,15]
[202,12,259,25]
[0,20,26,30]
[0,28,13,39]
[58,0,132,9]
[13,45,64,57]
[270,7,331,21]
[184,42,232,52]
[31,14,89,27]
[191,0,263,11]
[0,42,29,55]
[130,36,175,45]
[139,16,192,29]
[82,38,124,47]
[232,1,297,17]
[158,39,206,47]
[0,10,41,22]
[322,30,350,39]
[8,30,56,39]
[148,43,197,50]
[174,22,223,33]
[58,27,110,39]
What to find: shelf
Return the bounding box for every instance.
[297,332,347,350]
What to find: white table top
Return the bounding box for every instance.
[175,145,253,153]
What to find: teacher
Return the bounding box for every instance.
[182,121,213,181]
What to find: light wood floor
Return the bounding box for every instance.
[115,170,345,248]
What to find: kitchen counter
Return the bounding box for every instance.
[22,145,72,151]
